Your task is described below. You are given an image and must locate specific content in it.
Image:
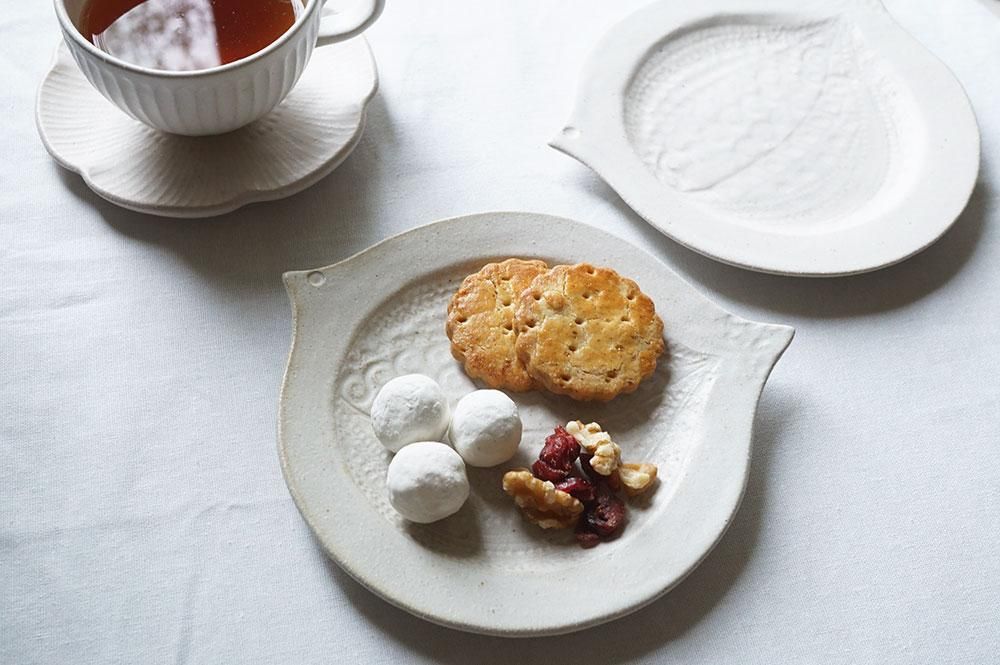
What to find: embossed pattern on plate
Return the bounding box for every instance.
[278,213,794,636]
[624,17,914,229]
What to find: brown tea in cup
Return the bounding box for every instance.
[80,0,305,71]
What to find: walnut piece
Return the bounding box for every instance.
[565,420,621,476]
[502,468,583,529]
[619,462,658,496]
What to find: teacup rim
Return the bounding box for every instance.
[54,0,321,78]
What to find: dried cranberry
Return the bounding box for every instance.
[583,490,626,537]
[539,426,580,468]
[531,458,569,482]
[554,476,596,503]
[574,525,601,548]
[530,426,580,482]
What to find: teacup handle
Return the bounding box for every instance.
[316,0,385,46]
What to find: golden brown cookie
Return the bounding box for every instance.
[514,263,664,401]
[446,258,549,391]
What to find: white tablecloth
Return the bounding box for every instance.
[4,1,999,663]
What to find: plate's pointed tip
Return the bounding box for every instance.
[776,323,796,345]
[765,323,796,361]
[282,270,314,306]
[283,269,330,306]
[549,125,583,155]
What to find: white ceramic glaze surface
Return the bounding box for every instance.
[552,0,980,276]
[977,0,1000,20]
[278,212,793,636]
[36,39,377,218]
[54,0,383,136]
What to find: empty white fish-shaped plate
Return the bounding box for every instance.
[279,212,793,635]
[551,0,980,276]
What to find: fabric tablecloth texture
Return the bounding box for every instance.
[3,1,999,663]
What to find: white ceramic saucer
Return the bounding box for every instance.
[36,39,377,218]
[279,212,794,636]
[552,0,980,276]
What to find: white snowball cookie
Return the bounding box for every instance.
[386,442,470,523]
[449,389,523,467]
[370,374,450,453]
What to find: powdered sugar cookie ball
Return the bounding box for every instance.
[370,374,450,453]
[386,441,470,523]
[449,389,522,467]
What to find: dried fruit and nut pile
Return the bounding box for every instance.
[502,421,658,547]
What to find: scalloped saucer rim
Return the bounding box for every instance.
[36,39,378,218]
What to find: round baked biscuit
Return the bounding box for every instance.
[446,258,549,392]
[514,263,664,401]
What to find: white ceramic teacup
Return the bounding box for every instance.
[54,0,384,136]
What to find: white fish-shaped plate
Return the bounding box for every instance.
[279,212,793,636]
[551,0,980,276]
